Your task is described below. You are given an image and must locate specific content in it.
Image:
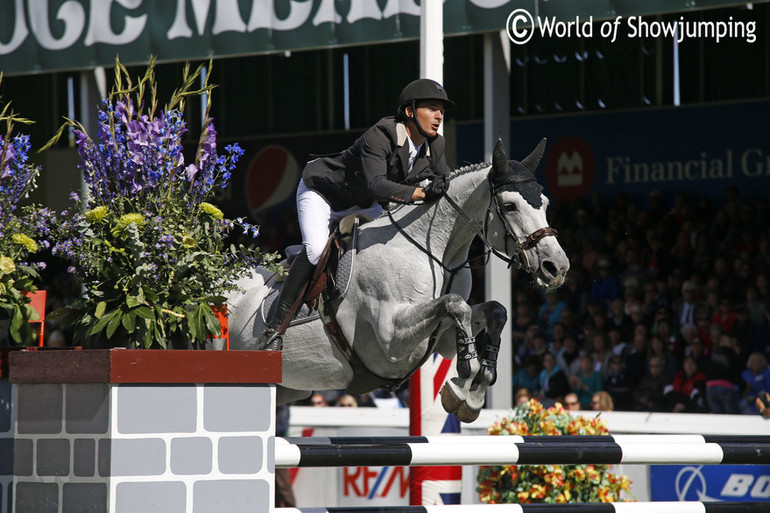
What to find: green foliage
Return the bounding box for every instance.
[47,59,280,348]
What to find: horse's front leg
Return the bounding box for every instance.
[389,293,480,396]
[455,301,507,422]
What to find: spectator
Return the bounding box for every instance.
[649,335,677,379]
[705,334,743,414]
[538,289,567,342]
[513,355,540,396]
[537,351,571,406]
[589,332,613,378]
[569,354,605,409]
[634,356,670,411]
[744,285,767,326]
[712,297,737,333]
[605,355,634,411]
[625,331,650,386]
[607,298,633,342]
[515,387,532,406]
[563,392,581,411]
[665,356,707,412]
[685,337,711,372]
[555,334,581,377]
[590,258,621,311]
[511,302,536,352]
[310,393,328,407]
[672,280,699,329]
[741,352,770,414]
[336,394,358,407]
[591,391,615,412]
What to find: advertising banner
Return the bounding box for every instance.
[457,99,770,205]
[650,464,770,502]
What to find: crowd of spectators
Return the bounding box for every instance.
[509,188,770,415]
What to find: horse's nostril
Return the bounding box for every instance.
[542,260,558,277]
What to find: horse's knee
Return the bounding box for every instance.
[443,293,472,320]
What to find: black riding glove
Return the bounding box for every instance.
[422,175,448,202]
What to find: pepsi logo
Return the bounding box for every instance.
[545,136,595,200]
[245,145,300,214]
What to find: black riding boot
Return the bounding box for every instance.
[264,249,316,350]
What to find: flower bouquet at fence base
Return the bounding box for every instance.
[477,399,633,504]
[45,58,279,348]
[0,74,54,345]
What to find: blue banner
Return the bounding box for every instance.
[650,464,770,502]
[456,99,770,206]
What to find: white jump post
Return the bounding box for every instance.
[410,0,461,507]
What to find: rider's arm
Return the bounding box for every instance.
[359,124,423,204]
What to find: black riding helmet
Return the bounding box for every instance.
[397,79,454,139]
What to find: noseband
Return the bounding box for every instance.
[488,182,559,272]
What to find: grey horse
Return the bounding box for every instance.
[226,139,570,422]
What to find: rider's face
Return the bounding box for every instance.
[408,101,445,138]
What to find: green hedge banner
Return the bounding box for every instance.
[0,0,757,75]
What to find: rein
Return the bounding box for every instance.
[386,177,559,292]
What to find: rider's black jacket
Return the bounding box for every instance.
[301,116,451,212]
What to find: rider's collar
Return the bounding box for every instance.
[396,122,431,156]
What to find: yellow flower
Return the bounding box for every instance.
[0,255,16,274]
[119,213,145,227]
[12,233,38,253]
[199,202,224,220]
[111,213,145,237]
[85,205,109,223]
[182,234,197,248]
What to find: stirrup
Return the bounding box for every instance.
[263,329,284,351]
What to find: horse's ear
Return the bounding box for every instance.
[521,138,547,171]
[492,138,508,181]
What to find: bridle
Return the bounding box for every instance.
[386,170,558,292]
[487,180,559,272]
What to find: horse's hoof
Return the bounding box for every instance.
[456,402,481,423]
[440,383,462,414]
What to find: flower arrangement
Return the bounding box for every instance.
[45,58,279,348]
[0,73,53,345]
[477,399,632,504]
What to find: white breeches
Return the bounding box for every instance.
[296,179,383,265]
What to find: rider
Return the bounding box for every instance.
[264,78,455,349]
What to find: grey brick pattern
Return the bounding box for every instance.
[218,436,263,474]
[11,381,275,513]
[115,482,187,513]
[203,385,271,432]
[110,438,166,476]
[73,439,95,477]
[171,437,212,475]
[117,385,197,434]
[193,480,270,513]
[66,384,109,434]
[16,384,62,434]
[62,483,107,513]
[36,439,70,476]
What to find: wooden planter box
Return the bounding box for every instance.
[3,349,281,513]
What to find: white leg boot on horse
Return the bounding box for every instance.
[263,249,316,350]
[441,301,507,422]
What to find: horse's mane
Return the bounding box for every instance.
[448,161,490,180]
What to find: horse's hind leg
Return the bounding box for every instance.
[455,301,507,422]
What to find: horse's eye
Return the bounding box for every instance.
[504,203,516,212]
